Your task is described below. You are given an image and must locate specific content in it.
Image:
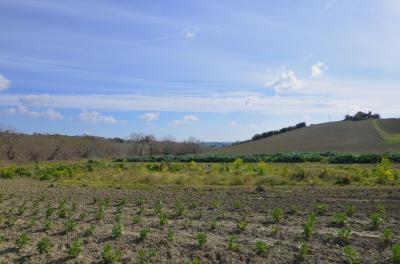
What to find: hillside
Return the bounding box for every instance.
[216,118,400,154]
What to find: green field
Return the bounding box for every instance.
[1,158,399,188]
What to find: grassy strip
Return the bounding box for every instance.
[2,160,399,187]
[371,119,400,144]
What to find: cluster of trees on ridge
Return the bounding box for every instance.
[344,111,380,121]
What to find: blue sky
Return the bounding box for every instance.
[1,0,400,141]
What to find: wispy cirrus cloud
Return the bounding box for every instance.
[19,94,53,106]
[76,110,126,124]
[169,115,199,126]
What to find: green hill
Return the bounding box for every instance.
[216,118,400,154]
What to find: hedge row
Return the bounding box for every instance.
[117,152,400,164]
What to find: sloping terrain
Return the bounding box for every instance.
[217,119,400,154]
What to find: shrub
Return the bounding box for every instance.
[196,232,207,247]
[343,246,360,264]
[68,238,83,258]
[137,249,156,264]
[37,237,52,255]
[102,244,122,263]
[272,207,284,223]
[111,224,123,239]
[255,240,269,254]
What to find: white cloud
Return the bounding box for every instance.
[0,107,17,116]
[0,105,63,120]
[17,105,64,120]
[169,115,199,126]
[303,115,312,124]
[183,26,199,40]
[265,69,303,93]
[311,62,327,77]
[244,96,259,106]
[19,94,53,106]
[0,74,11,91]
[249,124,258,129]
[76,110,126,124]
[227,121,238,128]
[139,112,160,122]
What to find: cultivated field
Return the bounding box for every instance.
[0,180,399,263]
[0,160,399,263]
[216,119,400,155]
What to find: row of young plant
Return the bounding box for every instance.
[119,152,400,164]
[1,193,399,264]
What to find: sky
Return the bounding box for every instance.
[1,0,400,141]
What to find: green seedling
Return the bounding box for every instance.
[343,246,360,264]
[228,235,239,251]
[16,233,29,250]
[68,238,83,258]
[196,232,207,247]
[137,249,156,264]
[255,240,269,254]
[111,223,123,238]
[37,236,52,255]
[272,207,284,223]
[102,244,122,263]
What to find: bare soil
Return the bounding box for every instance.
[0,179,399,263]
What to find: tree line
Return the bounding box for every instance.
[0,131,204,163]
